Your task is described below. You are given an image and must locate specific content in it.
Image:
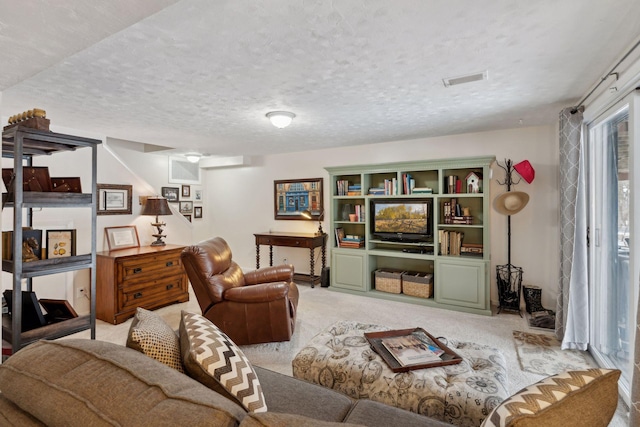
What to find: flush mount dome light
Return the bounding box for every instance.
[185,153,202,163]
[266,111,295,128]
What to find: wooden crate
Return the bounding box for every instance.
[374,269,403,294]
[3,117,50,132]
[401,271,433,298]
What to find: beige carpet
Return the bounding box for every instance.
[512,330,597,376]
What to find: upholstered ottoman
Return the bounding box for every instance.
[292,321,508,427]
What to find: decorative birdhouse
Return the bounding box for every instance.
[466,172,482,193]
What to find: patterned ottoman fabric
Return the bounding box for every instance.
[292,320,508,427]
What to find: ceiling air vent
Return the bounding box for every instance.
[443,70,488,87]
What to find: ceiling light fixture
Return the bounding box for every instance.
[185,153,202,163]
[266,111,295,128]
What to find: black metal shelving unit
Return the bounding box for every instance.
[1,126,101,353]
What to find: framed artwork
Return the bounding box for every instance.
[184,214,192,222]
[22,229,43,262]
[105,226,140,251]
[169,157,201,184]
[194,189,203,201]
[179,201,193,213]
[97,184,132,215]
[182,185,191,198]
[194,206,202,218]
[39,299,78,321]
[161,186,179,202]
[46,229,76,259]
[274,178,324,220]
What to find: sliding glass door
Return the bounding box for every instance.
[587,97,637,399]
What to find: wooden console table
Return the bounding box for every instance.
[254,232,327,288]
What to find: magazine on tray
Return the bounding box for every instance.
[381,333,444,367]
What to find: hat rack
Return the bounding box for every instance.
[495,158,524,316]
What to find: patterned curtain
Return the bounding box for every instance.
[631,278,640,425]
[556,107,589,350]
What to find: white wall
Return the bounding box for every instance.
[0,122,559,315]
[202,124,560,308]
[0,126,206,314]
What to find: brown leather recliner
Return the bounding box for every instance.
[180,237,299,345]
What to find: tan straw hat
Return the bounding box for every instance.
[493,191,530,215]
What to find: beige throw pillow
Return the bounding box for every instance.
[126,307,184,373]
[180,310,267,413]
[482,368,620,427]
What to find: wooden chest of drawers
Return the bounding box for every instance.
[96,244,189,325]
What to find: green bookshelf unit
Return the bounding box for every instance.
[325,156,495,316]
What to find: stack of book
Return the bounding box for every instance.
[412,187,433,194]
[439,230,463,255]
[347,184,361,196]
[368,187,385,195]
[442,198,473,224]
[461,243,483,255]
[339,235,364,248]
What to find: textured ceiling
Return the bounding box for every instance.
[1,0,640,157]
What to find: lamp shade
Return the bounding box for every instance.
[141,196,172,216]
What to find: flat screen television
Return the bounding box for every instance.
[370,199,432,242]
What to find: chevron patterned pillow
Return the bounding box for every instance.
[179,311,267,413]
[482,368,620,427]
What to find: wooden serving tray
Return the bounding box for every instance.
[364,327,463,372]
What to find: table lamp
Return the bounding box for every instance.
[301,209,324,236]
[141,196,172,246]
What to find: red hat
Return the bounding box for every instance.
[514,160,535,184]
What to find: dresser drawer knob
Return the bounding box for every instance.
[133,267,142,274]
[166,284,174,290]
[166,261,174,267]
[133,292,143,299]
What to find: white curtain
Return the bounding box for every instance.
[557,107,589,350]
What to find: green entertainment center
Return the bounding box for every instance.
[325,156,495,316]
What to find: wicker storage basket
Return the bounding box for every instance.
[374,269,404,294]
[401,271,433,298]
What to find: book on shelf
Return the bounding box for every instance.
[369,187,385,195]
[461,243,483,254]
[383,178,398,195]
[439,230,464,255]
[412,187,433,194]
[334,227,345,246]
[451,216,473,225]
[347,184,362,196]
[336,180,353,196]
[380,333,444,367]
[339,234,364,248]
[401,173,415,194]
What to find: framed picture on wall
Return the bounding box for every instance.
[97,184,132,215]
[194,206,202,218]
[194,189,203,202]
[161,186,179,202]
[274,178,323,220]
[179,201,193,213]
[182,185,191,198]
